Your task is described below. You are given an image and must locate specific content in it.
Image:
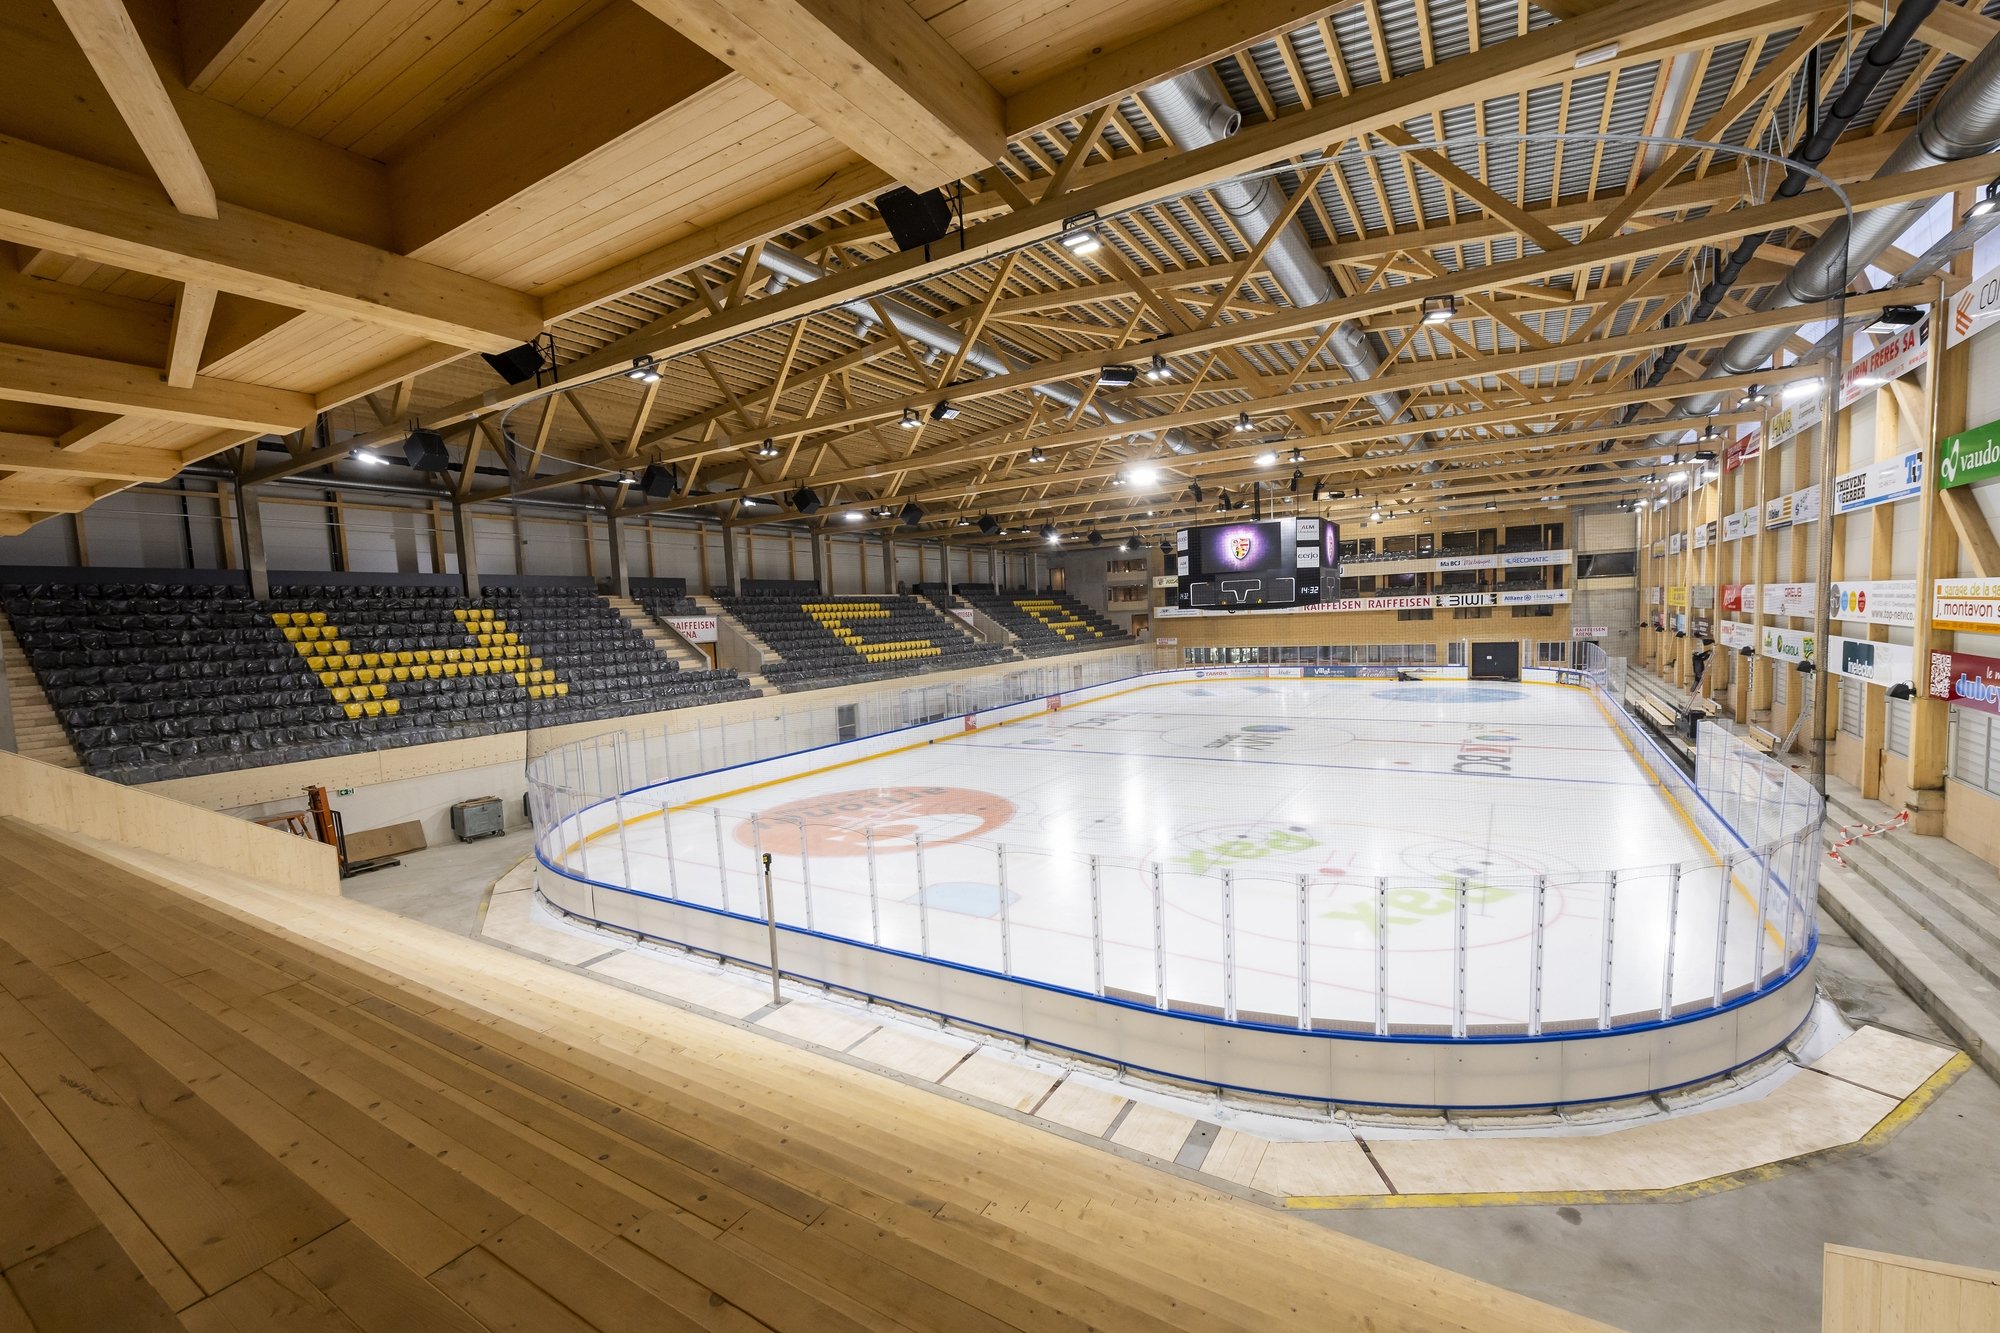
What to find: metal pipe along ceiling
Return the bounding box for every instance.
[755,233,1202,453]
[1653,19,2000,442]
[1137,70,1418,440]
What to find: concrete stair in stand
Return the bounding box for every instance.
[1818,780,2000,1083]
[0,611,80,769]
[689,594,774,695]
[605,596,713,672]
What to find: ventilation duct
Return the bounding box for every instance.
[1647,0,1996,445]
[755,242,1202,453]
[1138,71,1420,442]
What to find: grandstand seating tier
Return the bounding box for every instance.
[0,581,755,784]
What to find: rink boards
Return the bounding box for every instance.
[534,666,1817,1109]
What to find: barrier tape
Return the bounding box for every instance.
[1826,808,1910,866]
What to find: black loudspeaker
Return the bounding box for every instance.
[875,187,953,252]
[978,515,999,536]
[481,342,545,385]
[900,501,924,528]
[792,487,821,515]
[639,464,679,499]
[403,428,449,471]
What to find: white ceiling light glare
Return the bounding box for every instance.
[1420,295,1458,325]
[349,449,387,466]
[1126,463,1161,486]
[1147,353,1172,381]
[843,511,864,522]
[1783,380,1822,402]
[1254,451,1278,467]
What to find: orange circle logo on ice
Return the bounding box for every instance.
[734,786,1017,857]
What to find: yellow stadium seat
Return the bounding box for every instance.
[554,682,568,697]
[343,703,362,720]
[383,699,400,716]
[318,671,338,687]
[330,686,350,703]
[362,701,382,718]
[337,670,357,686]
[425,665,442,679]
[308,611,326,626]
[397,651,414,666]
[369,684,387,699]
[391,667,410,682]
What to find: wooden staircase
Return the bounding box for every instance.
[0,612,79,769]
[0,816,1613,1332]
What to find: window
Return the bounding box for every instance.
[1577,551,1637,578]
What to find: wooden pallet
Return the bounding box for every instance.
[0,817,1618,1331]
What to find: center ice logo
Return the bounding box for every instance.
[735,786,1016,857]
[1229,533,1253,562]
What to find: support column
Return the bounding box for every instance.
[940,539,954,595]
[810,531,826,592]
[232,476,270,601]
[604,505,629,598]
[721,524,739,593]
[1910,273,1966,828]
[881,536,895,592]
[450,494,482,599]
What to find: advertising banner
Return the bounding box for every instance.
[1724,427,1762,474]
[1930,649,2000,713]
[1666,585,1688,608]
[1832,450,1924,515]
[1718,620,1757,649]
[1828,637,1915,683]
[1571,625,1608,638]
[1721,584,1744,612]
[1647,586,1662,605]
[1668,532,1684,554]
[664,616,718,643]
[1938,417,2000,490]
[1932,577,2000,633]
[1761,583,1813,617]
[1151,574,1179,588]
[1763,394,1822,451]
[1761,626,1816,663]
[1840,313,1930,407]
[1828,579,1916,627]
[1691,523,1708,550]
[1947,264,2000,348]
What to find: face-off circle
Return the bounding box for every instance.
[735,786,1017,857]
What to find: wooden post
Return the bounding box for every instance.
[1910,274,1967,828]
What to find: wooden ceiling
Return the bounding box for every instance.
[0,0,1992,546]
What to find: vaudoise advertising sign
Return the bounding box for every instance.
[1938,417,2000,490]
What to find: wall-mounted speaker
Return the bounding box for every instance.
[875,187,953,252]
[403,429,449,471]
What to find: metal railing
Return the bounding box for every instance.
[528,651,1820,1038]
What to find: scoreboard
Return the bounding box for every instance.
[1174,517,1335,609]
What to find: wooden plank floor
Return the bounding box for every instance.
[0,817,1620,1331]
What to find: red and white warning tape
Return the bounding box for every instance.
[1826,808,1910,866]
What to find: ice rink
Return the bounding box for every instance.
[574,679,1802,1031]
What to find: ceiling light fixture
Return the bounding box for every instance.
[843,511,865,522]
[1420,295,1458,325]
[1969,176,2000,218]
[752,438,780,458]
[625,355,661,383]
[1027,445,1048,464]
[1254,450,1278,467]
[898,407,922,429]
[1098,364,1138,389]
[1126,463,1160,486]
[1042,523,1061,543]
[930,400,960,421]
[1147,353,1171,381]
[1233,411,1255,433]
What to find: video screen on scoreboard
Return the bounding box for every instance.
[1174,517,1335,608]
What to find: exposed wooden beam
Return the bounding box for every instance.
[627,0,1005,187]
[52,0,217,219]
[0,137,542,352]
[164,281,216,388]
[175,0,286,93]
[0,341,313,431]
[388,5,732,253]
[0,433,185,481]
[542,0,1800,386]
[1004,0,1364,135]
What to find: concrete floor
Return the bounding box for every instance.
[348,833,2000,1333]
